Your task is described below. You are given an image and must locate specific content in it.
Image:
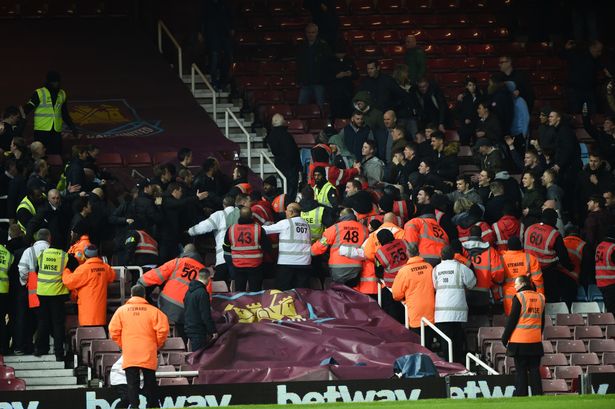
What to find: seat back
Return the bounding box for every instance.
[0,378,26,391]
[0,365,15,380]
[159,377,190,385]
[556,314,585,327]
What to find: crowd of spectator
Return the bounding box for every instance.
[2,2,615,368]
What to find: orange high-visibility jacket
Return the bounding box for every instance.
[67,235,91,265]
[563,235,585,282]
[392,256,435,328]
[357,223,405,294]
[62,257,115,326]
[138,256,209,323]
[108,296,169,370]
[311,220,368,281]
[404,215,449,262]
[501,250,544,315]
[596,241,615,288]
[509,290,545,343]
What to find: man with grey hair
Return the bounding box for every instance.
[26,188,73,250]
[265,113,301,200]
[296,22,331,109]
[13,228,51,355]
[392,242,435,332]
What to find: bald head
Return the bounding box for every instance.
[383,110,397,129]
[286,202,301,217]
[542,199,556,210]
[47,189,61,208]
[305,23,318,43]
[92,187,104,198]
[30,141,46,158]
[383,212,397,225]
[240,206,253,220]
[405,35,417,49]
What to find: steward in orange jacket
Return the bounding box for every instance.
[500,237,544,315]
[374,229,411,323]
[392,245,435,329]
[501,275,545,396]
[404,205,449,266]
[138,244,210,325]
[62,245,115,326]
[563,225,590,285]
[108,285,169,408]
[462,226,505,306]
[311,209,368,285]
[355,213,405,295]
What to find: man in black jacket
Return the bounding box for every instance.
[414,79,449,132]
[550,111,582,219]
[26,188,74,250]
[160,183,209,263]
[130,179,163,238]
[265,114,301,201]
[184,269,217,351]
[501,275,545,396]
[359,60,406,113]
[296,23,331,109]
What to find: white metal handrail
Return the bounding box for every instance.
[157,20,183,77]
[224,108,252,167]
[156,370,199,378]
[191,63,217,121]
[465,352,499,375]
[420,316,453,363]
[259,152,287,195]
[378,281,409,328]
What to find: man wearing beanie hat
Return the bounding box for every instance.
[595,226,615,314]
[523,209,575,304]
[500,236,544,315]
[22,71,78,155]
[374,228,411,323]
[63,244,115,326]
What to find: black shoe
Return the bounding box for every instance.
[33,350,44,357]
[55,355,64,362]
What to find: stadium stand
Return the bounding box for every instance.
[1,0,615,402]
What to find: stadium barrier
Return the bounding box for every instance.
[2,373,614,407]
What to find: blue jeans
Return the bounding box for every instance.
[298,85,326,108]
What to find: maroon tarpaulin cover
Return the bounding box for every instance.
[188,284,466,384]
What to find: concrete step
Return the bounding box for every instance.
[191,89,230,99]
[215,118,252,128]
[27,384,86,390]
[200,103,239,113]
[4,354,57,363]
[24,376,77,386]
[15,368,74,377]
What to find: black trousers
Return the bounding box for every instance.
[600,284,615,315]
[513,355,543,396]
[36,294,68,358]
[275,265,311,291]
[436,322,466,364]
[233,266,263,292]
[13,286,37,353]
[543,265,577,306]
[125,366,157,408]
[380,288,405,325]
[0,293,9,353]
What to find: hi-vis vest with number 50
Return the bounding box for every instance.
[138,256,210,323]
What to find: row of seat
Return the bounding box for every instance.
[0,0,128,18]
[238,12,503,32]
[234,0,512,16]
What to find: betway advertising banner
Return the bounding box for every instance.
[0,378,446,409]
